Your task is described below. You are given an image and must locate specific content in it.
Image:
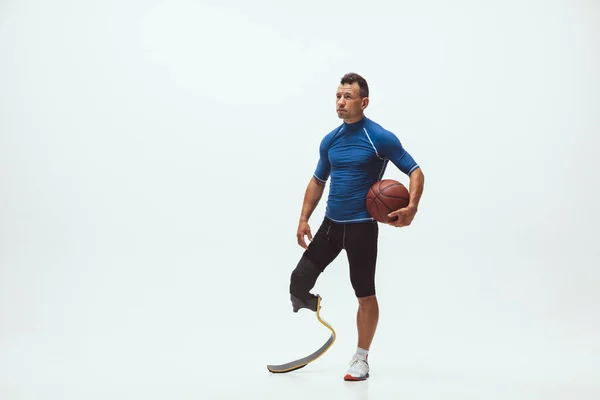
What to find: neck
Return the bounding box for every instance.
[344,114,365,124]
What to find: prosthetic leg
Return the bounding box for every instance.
[266,295,336,373]
[266,256,337,373]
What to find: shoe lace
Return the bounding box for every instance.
[349,356,369,374]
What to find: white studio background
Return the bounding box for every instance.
[1,0,599,399]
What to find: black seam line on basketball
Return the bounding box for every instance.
[373,194,395,218]
[380,184,408,198]
[378,183,409,200]
[373,194,396,212]
[378,193,410,200]
[372,196,385,222]
[369,200,381,219]
[379,183,398,193]
[380,183,400,194]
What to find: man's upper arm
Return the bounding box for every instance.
[313,135,331,183]
[376,129,420,176]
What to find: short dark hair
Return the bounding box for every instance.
[340,72,369,98]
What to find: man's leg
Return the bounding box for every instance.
[289,218,342,312]
[344,220,379,381]
[289,256,323,312]
[357,295,379,351]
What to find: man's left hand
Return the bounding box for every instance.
[387,205,418,228]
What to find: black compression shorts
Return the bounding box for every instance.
[302,217,379,298]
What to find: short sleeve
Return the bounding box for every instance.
[376,130,420,176]
[313,136,331,182]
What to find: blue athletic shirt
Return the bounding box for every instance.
[313,116,420,223]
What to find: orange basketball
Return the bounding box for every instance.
[366,179,410,223]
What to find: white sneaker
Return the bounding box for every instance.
[344,355,370,381]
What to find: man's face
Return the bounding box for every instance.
[336,82,368,122]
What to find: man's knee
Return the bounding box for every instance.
[289,255,322,312]
[354,283,376,299]
[357,294,378,310]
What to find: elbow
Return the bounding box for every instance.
[410,166,424,180]
[311,176,327,187]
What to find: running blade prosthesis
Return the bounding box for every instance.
[267,296,336,373]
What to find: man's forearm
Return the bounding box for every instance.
[407,168,424,209]
[299,177,326,222]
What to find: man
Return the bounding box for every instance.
[289,72,425,381]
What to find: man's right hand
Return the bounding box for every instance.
[296,220,313,250]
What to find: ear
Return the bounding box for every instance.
[361,97,370,110]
